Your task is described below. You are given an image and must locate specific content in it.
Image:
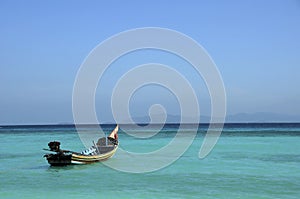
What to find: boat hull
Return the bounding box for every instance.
[71,146,118,164]
[44,125,119,166]
[44,153,72,166]
[44,146,118,166]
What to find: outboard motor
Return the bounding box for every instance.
[48,141,61,152]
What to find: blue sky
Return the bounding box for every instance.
[0,0,299,124]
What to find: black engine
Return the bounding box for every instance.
[48,141,61,152]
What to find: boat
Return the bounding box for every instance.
[44,125,119,166]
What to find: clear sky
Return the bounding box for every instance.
[0,0,299,124]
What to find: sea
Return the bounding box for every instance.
[0,123,299,199]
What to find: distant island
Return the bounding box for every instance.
[121,112,300,124]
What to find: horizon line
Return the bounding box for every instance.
[1,121,300,127]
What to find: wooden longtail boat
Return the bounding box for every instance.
[44,125,119,166]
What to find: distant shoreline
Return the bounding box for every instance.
[1,122,300,128]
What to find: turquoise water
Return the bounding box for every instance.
[0,124,299,198]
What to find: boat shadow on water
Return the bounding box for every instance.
[46,163,101,171]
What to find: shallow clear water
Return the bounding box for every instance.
[0,124,299,198]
